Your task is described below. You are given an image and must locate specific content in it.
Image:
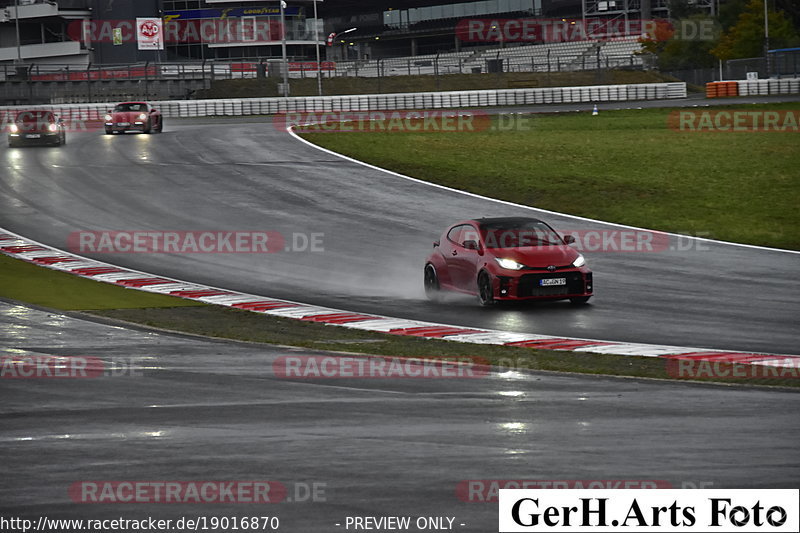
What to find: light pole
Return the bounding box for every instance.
[14,0,21,62]
[764,0,770,77]
[333,27,356,61]
[280,0,290,98]
[313,0,323,96]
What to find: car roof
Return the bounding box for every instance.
[472,216,546,228]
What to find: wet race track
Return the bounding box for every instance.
[1,95,799,531]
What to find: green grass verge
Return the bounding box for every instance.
[2,254,798,388]
[300,102,800,250]
[0,254,202,310]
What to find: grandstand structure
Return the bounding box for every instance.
[321,0,660,62]
[323,39,644,79]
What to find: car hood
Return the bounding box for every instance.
[488,245,579,267]
[110,111,147,121]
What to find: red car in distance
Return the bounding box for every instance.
[424,217,593,306]
[7,110,66,147]
[104,102,163,134]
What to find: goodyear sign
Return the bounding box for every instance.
[164,6,302,23]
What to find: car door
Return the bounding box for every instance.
[446,224,483,290]
[148,104,159,128]
[440,225,463,289]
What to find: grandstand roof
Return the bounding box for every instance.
[319,0,494,16]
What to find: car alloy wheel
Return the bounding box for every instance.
[424,264,442,302]
[477,272,495,306]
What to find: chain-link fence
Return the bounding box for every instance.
[725,58,767,80]
[664,50,800,86]
[768,48,800,78]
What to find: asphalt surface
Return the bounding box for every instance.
[0,95,799,356]
[2,301,799,531]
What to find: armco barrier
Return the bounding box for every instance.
[735,78,800,97]
[0,82,687,120]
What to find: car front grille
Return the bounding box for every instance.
[517,272,585,297]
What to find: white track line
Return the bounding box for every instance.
[287,122,799,255]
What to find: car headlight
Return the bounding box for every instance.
[48,123,58,132]
[495,258,525,270]
[572,254,586,268]
[138,113,148,120]
[105,114,113,122]
[9,124,18,133]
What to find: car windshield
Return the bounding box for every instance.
[480,220,563,248]
[115,103,146,112]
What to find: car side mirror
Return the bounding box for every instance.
[151,109,158,113]
[463,240,480,251]
[563,235,576,245]
[433,240,439,248]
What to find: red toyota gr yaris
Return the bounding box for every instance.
[424,217,593,306]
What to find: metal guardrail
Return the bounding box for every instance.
[0,61,335,82]
[0,82,688,118]
[736,78,800,96]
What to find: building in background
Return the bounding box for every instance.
[0,0,677,66]
[0,0,92,64]
[160,0,322,61]
[1,0,323,65]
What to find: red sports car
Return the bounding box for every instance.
[104,102,163,134]
[7,110,66,147]
[424,217,593,306]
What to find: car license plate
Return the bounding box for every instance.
[25,134,41,139]
[117,122,129,127]
[540,278,567,286]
